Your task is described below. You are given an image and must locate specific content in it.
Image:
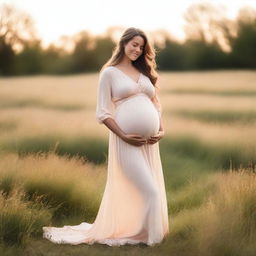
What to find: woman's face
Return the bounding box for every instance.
[124,36,145,61]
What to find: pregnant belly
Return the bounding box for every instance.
[115,94,160,139]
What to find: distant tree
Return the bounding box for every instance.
[156,37,187,70]
[15,40,44,74]
[93,35,115,69]
[184,3,226,46]
[69,31,96,72]
[182,3,232,69]
[230,7,256,68]
[0,3,38,75]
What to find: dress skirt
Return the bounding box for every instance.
[43,129,169,246]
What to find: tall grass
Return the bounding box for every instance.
[1,133,255,193]
[196,169,256,256]
[0,71,255,254]
[0,135,108,164]
[0,152,107,246]
[161,134,255,190]
[167,168,256,256]
[0,152,255,256]
[0,186,52,246]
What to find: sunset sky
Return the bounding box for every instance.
[1,0,256,47]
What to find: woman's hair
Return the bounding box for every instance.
[101,27,159,87]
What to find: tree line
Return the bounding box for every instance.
[0,3,256,76]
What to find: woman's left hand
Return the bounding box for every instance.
[147,130,165,144]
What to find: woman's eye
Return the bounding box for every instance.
[133,44,143,51]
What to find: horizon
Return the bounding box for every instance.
[1,0,256,49]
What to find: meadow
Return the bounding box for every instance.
[0,70,255,255]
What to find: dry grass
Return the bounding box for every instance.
[0,151,255,255]
[0,70,256,146]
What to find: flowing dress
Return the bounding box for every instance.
[42,66,169,246]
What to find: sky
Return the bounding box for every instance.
[1,0,256,48]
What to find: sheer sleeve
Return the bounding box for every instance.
[151,92,162,118]
[96,69,115,124]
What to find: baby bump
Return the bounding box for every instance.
[115,95,160,139]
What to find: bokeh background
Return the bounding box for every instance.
[0,0,256,255]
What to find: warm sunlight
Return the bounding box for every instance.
[1,0,256,254]
[1,0,256,47]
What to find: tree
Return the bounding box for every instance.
[230,7,256,68]
[0,3,37,75]
[183,3,228,51]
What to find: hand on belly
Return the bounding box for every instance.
[115,95,160,140]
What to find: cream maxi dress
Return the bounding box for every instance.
[42,66,169,246]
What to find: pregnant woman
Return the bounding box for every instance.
[43,27,169,246]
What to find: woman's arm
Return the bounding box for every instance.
[103,118,147,147]
[102,117,126,139]
[96,69,146,147]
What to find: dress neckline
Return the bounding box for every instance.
[111,66,142,84]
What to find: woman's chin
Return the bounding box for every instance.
[129,55,138,61]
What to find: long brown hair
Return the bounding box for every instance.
[101,27,159,87]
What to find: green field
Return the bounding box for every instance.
[0,70,255,255]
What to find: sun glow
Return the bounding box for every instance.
[1,0,256,48]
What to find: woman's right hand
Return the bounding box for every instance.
[121,133,147,147]
[101,118,146,146]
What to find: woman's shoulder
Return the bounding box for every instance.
[99,66,116,80]
[100,66,115,74]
